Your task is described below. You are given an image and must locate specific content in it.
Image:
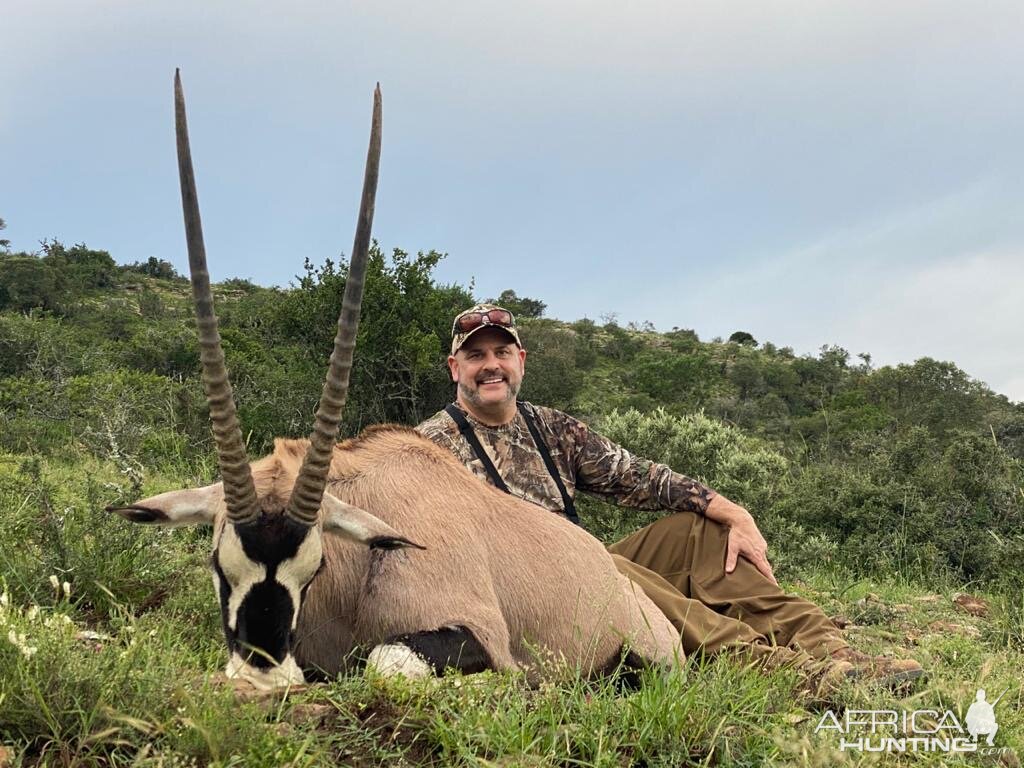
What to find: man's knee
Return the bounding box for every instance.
[608,511,703,557]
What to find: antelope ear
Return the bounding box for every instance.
[106,483,223,526]
[321,494,425,551]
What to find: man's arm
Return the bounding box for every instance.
[549,407,777,583]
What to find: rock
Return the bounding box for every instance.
[954,594,989,617]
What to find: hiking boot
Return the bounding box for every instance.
[740,646,857,699]
[798,658,858,699]
[831,647,925,686]
[720,644,857,698]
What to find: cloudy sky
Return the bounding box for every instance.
[3,1,1023,401]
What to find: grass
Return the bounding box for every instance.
[1,455,1021,766]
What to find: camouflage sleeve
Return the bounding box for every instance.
[537,406,716,515]
[414,409,477,468]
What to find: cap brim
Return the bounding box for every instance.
[451,324,521,356]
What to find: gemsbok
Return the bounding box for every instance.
[108,72,683,690]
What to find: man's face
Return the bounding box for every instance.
[448,327,526,410]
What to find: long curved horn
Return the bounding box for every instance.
[175,69,259,526]
[287,85,382,526]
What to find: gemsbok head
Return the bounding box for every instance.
[108,72,422,689]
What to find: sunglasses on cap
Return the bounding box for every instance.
[452,308,516,336]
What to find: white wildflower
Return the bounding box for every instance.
[45,613,75,631]
[7,629,37,659]
[62,581,71,599]
[0,591,8,608]
[26,606,38,621]
[75,630,110,642]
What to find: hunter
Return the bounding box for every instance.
[416,304,924,686]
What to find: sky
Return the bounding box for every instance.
[3,1,1023,401]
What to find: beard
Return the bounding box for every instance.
[458,376,521,410]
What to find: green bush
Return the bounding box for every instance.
[0,368,205,463]
[256,245,473,430]
[624,349,718,411]
[0,454,207,617]
[578,408,831,577]
[517,319,583,412]
[0,255,59,312]
[597,408,789,506]
[777,428,1024,584]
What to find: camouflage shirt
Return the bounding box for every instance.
[415,402,715,519]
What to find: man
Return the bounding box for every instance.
[416,304,923,685]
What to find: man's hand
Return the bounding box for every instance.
[704,495,777,585]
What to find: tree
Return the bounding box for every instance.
[123,256,183,281]
[253,243,474,434]
[728,330,757,347]
[0,217,10,251]
[489,289,546,319]
[40,240,117,290]
[516,320,583,411]
[0,255,58,311]
[866,358,989,436]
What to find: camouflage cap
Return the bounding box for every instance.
[450,303,522,356]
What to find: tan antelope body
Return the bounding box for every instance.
[109,72,681,689]
[270,430,682,678]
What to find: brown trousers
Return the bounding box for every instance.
[606,512,848,662]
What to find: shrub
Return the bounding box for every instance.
[0,368,205,464]
[578,409,829,577]
[261,246,472,430]
[121,255,184,281]
[517,320,582,412]
[624,349,718,411]
[0,255,61,312]
[0,454,204,617]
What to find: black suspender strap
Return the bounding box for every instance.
[444,404,510,493]
[445,402,581,526]
[517,402,580,526]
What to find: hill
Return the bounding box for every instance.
[0,240,1021,765]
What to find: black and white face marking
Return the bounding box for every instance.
[212,514,324,689]
[111,483,424,689]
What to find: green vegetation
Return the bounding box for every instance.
[1,232,1021,765]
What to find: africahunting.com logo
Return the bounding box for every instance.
[815,688,1008,755]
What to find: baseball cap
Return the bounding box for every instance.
[450,304,522,356]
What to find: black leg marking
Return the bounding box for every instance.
[596,646,649,690]
[386,626,494,675]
